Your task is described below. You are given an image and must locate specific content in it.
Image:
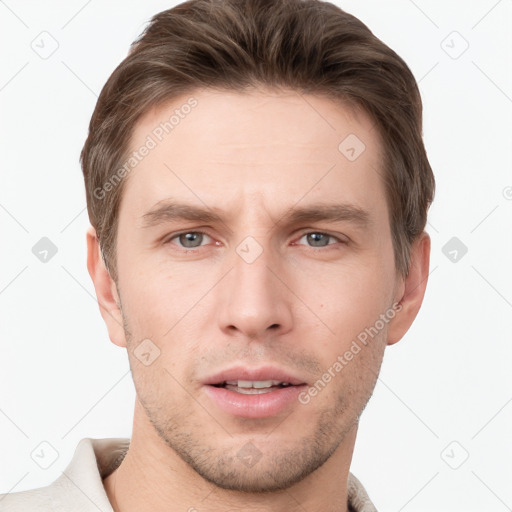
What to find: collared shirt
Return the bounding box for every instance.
[0,438,377,511]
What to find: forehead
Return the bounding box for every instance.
[119,87,386,223]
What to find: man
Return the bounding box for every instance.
[1,0,434,510]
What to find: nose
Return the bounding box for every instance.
[217,239,293,341]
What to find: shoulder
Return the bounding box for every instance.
[347,472,378,512]
[0,485,56,511]
[0,437,130,512]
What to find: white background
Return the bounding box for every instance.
[1,1,511,510]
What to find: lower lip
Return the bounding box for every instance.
[203,385,306,419]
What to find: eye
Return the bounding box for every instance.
[164,230,345,251]
[166,231,212,249]
[296,232,345,248]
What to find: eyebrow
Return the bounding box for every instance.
[141,199,371,230]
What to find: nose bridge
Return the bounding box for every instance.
[218,234,292,339]
[234,235,275,295]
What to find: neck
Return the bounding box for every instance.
[103,400,357,512]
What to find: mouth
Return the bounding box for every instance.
[212,380,296,395]
[203,366,308,418]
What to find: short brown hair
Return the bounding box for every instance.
[81,0,435,282]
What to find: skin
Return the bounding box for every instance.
[87,87,430,512]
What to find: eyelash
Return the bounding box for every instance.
[163,230,347,251]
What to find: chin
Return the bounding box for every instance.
[188,453,326,493]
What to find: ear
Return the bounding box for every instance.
[387,232,431,345]
[86,225,127,348]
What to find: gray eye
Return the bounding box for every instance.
[178,232,205,248]
[305,233,332,247]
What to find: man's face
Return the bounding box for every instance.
[113,88,404,492]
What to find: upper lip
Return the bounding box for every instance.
[202,366,307,386]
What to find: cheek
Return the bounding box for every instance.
[120,274,203,369]
[294,261,392,334]
[306,322,387,416]
[291,265,394,406]
[120,265,186,332]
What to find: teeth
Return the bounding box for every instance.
[224,379,290,388]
